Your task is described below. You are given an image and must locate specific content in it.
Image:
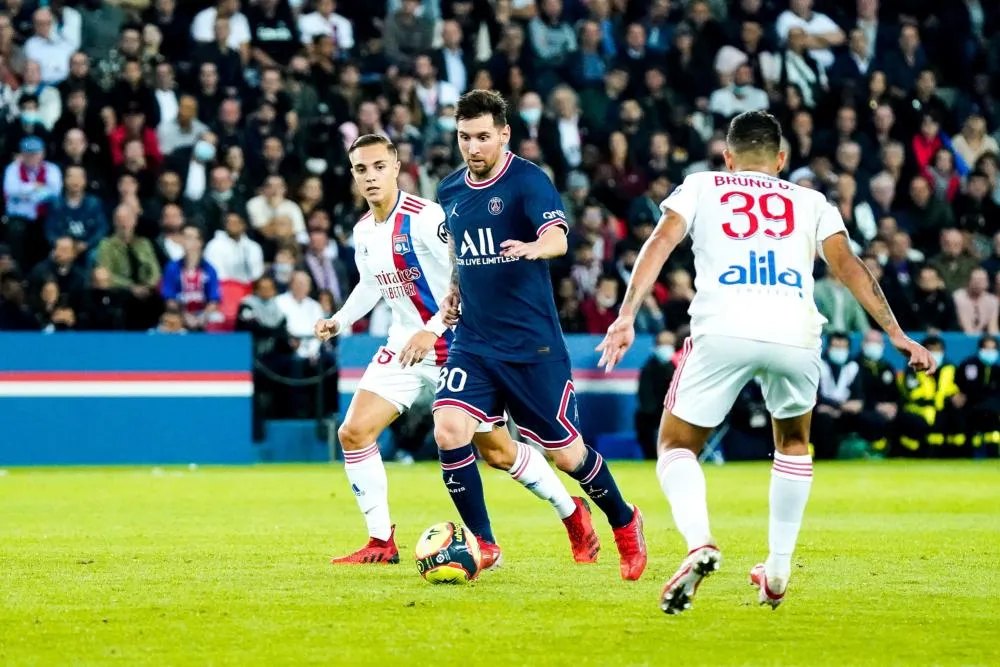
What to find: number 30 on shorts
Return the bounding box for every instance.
[437,367,468,392]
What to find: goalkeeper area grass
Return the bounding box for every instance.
[2,460,998,666]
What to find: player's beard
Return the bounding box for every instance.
[466,153,497,179]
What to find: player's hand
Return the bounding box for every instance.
[499,239,544,260]
[889,333,936,374]
[595,314,636,373]
[399,330,437,367]
[314,318,339,342]
[441,287,461,326]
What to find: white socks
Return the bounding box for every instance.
[508,442,577,519]
[766,452,813,587]
[656,448,713,552]
[343,443,392,541]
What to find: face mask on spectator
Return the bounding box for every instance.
[654,344,674,363]
[438,116,457,132]
[828,348,849,365]
[519,108,541,125]
[931,351,944,367]
[862,342,883,361]
[273,263,293,282]
[194,140,216,163]
[20,111,40,125]
[979,347,998,365]
[212,188,233,203]
[596,293,616,309]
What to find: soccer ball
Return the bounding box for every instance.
[414,522,482,584]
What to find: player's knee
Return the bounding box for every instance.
[549,438,586,473]
[434,421,469,451]
[338,421,374,451]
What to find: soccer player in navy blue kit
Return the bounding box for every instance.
[431,90,647,580]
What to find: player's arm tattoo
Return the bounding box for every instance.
[621,210,687,316]
[448,235,459,288]
[828,234,904,338]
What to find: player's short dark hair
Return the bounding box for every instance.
[726,111,782,157]
[456,89,508,126]
[348,134,398,159]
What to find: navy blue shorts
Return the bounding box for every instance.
[432,349,582,450]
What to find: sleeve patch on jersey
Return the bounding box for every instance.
[537,217,568,237]
[437,221,449,244]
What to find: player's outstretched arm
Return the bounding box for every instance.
[821,231,936,374]
[596,209,688,372]
[499,227,568,260]
[316,274,383,342]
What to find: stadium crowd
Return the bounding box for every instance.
[0,0,996,456]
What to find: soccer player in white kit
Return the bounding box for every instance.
[314,134,598,566]
[597,111,935,613]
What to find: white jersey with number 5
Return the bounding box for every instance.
[660,170,848,349]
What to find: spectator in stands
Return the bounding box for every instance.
[23,8,73,85]
[912,265,959,332]
[384,0,435,68]
[581,273,619,334]
[44,165,107,258]
[953,171,1000,243]
[161,224,221,331]
[815,272,870,334]
[635,329,676,459]
[28,235,84,298]
[982,232,1000,284]
[857,330,902,455]
[96,205,161,330]
[297,0,351,51]
[204,211,265,286]
[907,175,955,253]
[3,136,62,268]
[14,62,60,132]
[158,96,209,158]
[0,271,36,330]
[883,24,927,100]
[709,62,768,123]
[775,0,843,71]
[76,265,125,330]
[663,268,694,331]
[954,268,1000,335]
[151,304,187,333]
[956,334,1000,455]
[197,165,248,237]
[31,277,76,331]
[303,227,346,303]
[931,228,979,294]
[813,332,866,459]
[952,114,999,169]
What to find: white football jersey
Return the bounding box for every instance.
[332,192,452,365]
[660,170,848,349]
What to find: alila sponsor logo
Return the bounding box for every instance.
[718,250,804,297]
[374,267,422,299]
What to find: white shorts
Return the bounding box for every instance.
[355,347,495,433]
[667,334,821,428]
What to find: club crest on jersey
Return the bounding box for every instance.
[392,234,411,254]
[488,197,504,215]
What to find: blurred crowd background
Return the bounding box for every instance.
[0,0,996,459]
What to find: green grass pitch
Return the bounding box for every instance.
[2,460,998,666]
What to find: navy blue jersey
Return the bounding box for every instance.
[437,153,569,363]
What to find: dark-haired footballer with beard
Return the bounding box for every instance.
[599,110,935,613]
[432,89,648,582]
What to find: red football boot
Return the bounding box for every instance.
[331,526,400,565]
[563,497,600,563]
[612,505,647,581]
[475,536,504,571]
[750,563,785,610]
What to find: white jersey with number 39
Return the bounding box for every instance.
[660,170,848,349]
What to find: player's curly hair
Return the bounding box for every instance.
[726,111,782,157]
[456,89,508,127]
